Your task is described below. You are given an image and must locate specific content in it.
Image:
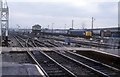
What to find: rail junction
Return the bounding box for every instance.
[0,0,120,77]
[1,32,120,77]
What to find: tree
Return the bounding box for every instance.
[81,22,86,29]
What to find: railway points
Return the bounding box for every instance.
[1,31,119,77]
[0,25,119,77]
[0,0,120,77]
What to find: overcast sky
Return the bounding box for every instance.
[6,0,118,29]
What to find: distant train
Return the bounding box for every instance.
[92,27,120,38]
[92,29,111,37]
[67,28,120,38]
[32,25,119,38]
[41,29,92,38]
[67,29,92,37]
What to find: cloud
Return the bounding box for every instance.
[7,0,119,2]
[8,1,118,29]
[8,2,99,17]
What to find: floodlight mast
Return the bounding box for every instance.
[0,0,9,46]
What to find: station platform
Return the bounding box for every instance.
[1,62,45,77]
[1,47,120,77]
[0,47,120,57]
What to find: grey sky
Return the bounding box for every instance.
[7,0,118,29]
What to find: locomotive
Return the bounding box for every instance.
[67,29,92,37]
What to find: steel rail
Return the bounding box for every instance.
[45,38,120,77]
[32,39,77,77]
[67,50,120,72]
[54,50,110,77]
[14,35,49,77]
[43,39,115,77]
[60,51,120,77]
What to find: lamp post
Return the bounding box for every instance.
[64,24,66,29]
[72,20,74,29]
[48,25,49,29]
[52,23,54,33]
[92,17,95,29]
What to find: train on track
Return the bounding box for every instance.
[32,25,120,38]
[40,29,92,38]
[92,27,120,38]
[67,27,120,38]
[67,29,92,37]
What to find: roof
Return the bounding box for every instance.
[32,24,41,27]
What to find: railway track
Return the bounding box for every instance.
[30,50,76,77]
[32,39,97,76]
[58,51,120,77]
[42,39,120,77]
[14,34,120,77]
[14,35,48,77]
[75,51,120,70]
[27,38,77,77]
[44,51,96,77]
[43,35,118,49]
[14,35,76,77]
